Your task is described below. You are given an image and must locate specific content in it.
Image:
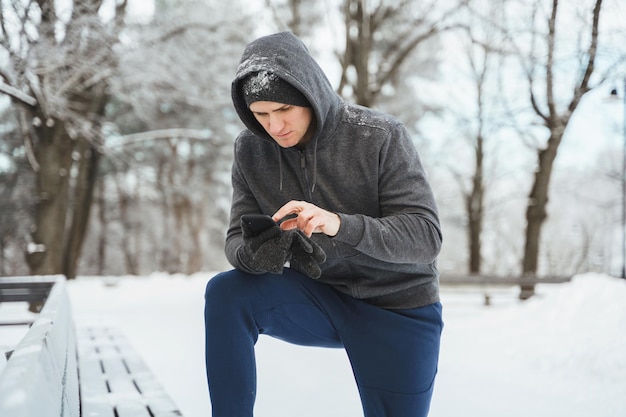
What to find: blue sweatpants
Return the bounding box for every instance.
[204,268,443,417]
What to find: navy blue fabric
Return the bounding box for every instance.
[204,269,443,417]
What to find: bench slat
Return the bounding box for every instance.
[116,402,153,417]
[77,326,184,417]
[101,357,131,377]
[80,399,116,417]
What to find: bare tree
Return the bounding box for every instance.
[337,0,463,107]
[0,1,128,278]
[266,0,464,106]
[461,1,510,275]
[464,46,488,274]
[517,0,603,298]
[465,0,617,296]
[78,1,250,275]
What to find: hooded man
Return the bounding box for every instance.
[204,31,443,417]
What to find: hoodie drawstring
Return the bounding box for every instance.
[277,144,284,191]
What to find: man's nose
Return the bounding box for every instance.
[267,114,285,134]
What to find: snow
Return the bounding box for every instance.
[2,273,625,417]
[242,70,278,95]
[431,275,626,417]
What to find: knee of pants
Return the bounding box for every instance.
[205,270,237,299]
[205,269,255,314]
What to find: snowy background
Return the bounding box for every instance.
[1,272,625,417]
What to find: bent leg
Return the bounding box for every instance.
[204,269,347,417]
[341,302,443,417]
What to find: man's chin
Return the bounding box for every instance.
[274,137,300,148]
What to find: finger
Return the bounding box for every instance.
[272,200,307,222]
[278,217,299,231]
[296,209,325,237]
[312,243,326,262]
[280,215,314,237]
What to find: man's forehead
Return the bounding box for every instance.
[249,101,290,113]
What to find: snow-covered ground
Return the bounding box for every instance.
[2,273,625,417]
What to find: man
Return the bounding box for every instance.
[204,31,443,417]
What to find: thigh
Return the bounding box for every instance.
[205,268,349,348]
[341,302,444,394]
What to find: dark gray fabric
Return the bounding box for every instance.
[289,232,327,279]
[227,32,442,309]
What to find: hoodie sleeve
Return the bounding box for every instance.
[332,123,442,264]
[224,139,266,274]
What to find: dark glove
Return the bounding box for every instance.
[289,231,326,279]
[240,219,299,274]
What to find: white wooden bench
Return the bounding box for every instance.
[0,276,183,417]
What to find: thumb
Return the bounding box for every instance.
[291,230,314,254]
[311,241,326,263]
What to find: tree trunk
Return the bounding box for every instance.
[518,0,602,299]
[156,156,172,272]
[117,178,139,275]
[96,176,107,275]
[520,129,563,299]
[467,135,484,274]
[63,140,100,279]
[25,116,73,276]
[0,239,5,276]
[186,206,204,275]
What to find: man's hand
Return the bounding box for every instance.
[240,217,291,273]
[272,201,340,237]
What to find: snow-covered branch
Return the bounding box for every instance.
[0,81,36,107]
[110,128,228,148]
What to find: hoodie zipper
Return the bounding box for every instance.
[299,151,312,200]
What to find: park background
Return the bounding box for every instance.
[0,0,626,416]
[0,0,625,285]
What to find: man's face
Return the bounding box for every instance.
[249,101,314,148]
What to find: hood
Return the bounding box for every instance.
[231,31,341,145]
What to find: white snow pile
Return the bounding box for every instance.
[432,273,626,417]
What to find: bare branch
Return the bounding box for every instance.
[53,49,111,100]
[114,0,129,34]
[0,81,37,106]
[36,0,58,42]
[377,23,463,91]
[567,0,603,116]
[545,0,558,121]
[18,110,40,172]
[108,129,228,148]
[528,72,550,125]
[144,22,222,46]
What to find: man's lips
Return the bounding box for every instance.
[274,131,293,139]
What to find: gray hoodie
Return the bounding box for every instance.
[226,31,441,309]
